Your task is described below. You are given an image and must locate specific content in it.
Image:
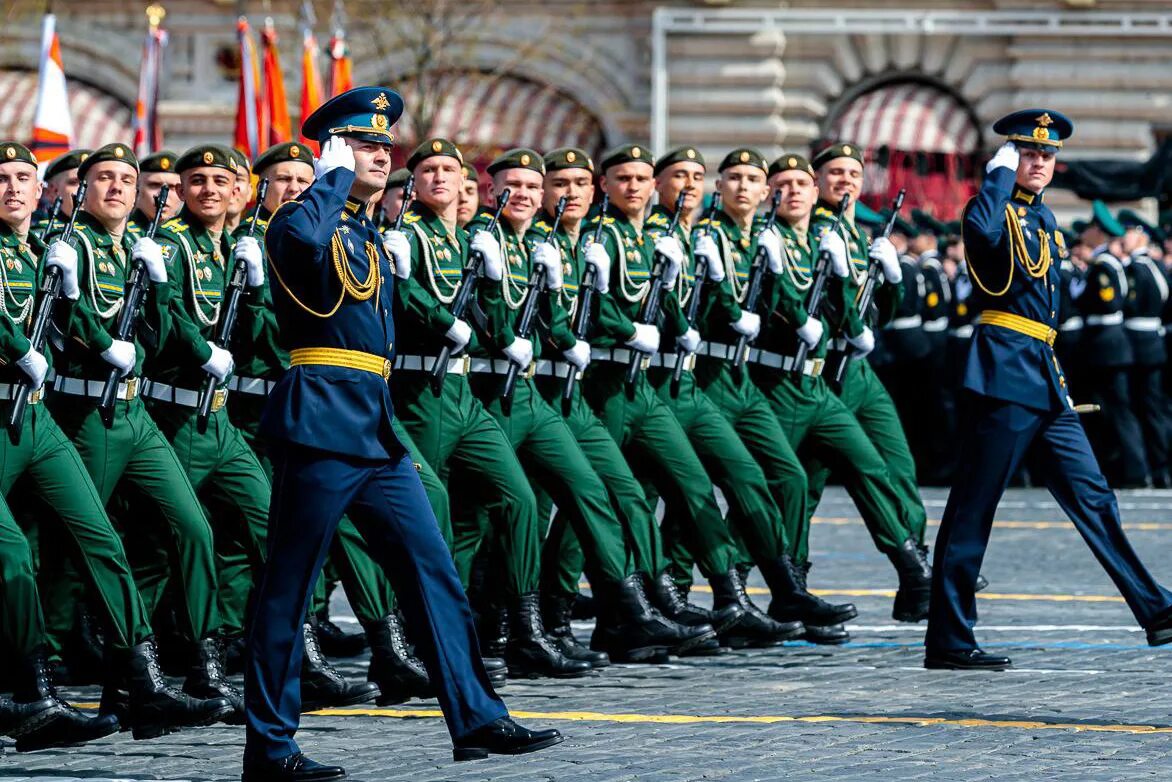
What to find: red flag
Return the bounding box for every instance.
[327,28,352,97]
[234,17,266,159]
[299,17,324,151]
[132,6,168,156]
[261,18,291,147]
[28,14,73,162]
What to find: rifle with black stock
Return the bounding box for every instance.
[730,188,783,369]
[560,193,608,409]
[624,188,688,386]
[37,196,63,244]
[194,179,270,434]
[429,188,511,394]
[7,181,89,444]
[392,174,415,232]
[96,184,171,427]
[670,191,721,396]
[789,192,851,375]
[825,188,906,384]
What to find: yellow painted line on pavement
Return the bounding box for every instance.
[309,707,1172,735]
[812,516,1172,531]
[589,583,1127,603]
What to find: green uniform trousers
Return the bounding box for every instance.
[147,403,270,637]
[395,372,540,596]
[805,359,927,545]
[0,402,150,650]
[0,495,46,657]
[583,365,735,580]
[753,366,917,559]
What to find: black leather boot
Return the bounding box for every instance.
[121,638,234,740]
[184,635,244,724]
[505,593,592,679]
[709,569,804,648]
[363,613,431,705]
[12,647,120,751]
[762,555,858,628]
[476,601,509,660]
[481,657,508,687]
[647,571,737,654]
[453,716,564,761]
[315,611,367,658]
[301,621,380,711]
[889,537,932,622]
[597,574,718,661]
[542,592,609,667]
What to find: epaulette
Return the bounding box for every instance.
[161,216,189,234]
[533,219,550,234]
[402,212,422,226]
[813,205,834,220]
[645,212,669,227]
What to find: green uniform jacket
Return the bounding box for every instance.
[756,220,831,358]
[525,210,582,357]
[465,211,547,360]
[691,209,762,347]
[231,207,287,380]
[0,221,53,375]
[643,204,695,345]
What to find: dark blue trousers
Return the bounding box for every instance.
[244,444,507,762]
[927,394,1172,654]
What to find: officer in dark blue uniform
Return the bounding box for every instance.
[242,87,562,782]
[924,109,1172,671]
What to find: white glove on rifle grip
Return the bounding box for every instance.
[758,228,785,275]
[201,342,234,382]
[503,337,533,368]
[654,236,684,287]
[382,230,412,280]
[471,231,504,282]
[15,348,47,391]
[818,232,850,278]
[677,327,701,354]
[101,339,136,378]
[625,323,660,355]
[445,318,472,353]
[730,311,761,339]
[869,237,902,284]
[533,242,563,290]
[131,237,167,284]
[585,243,611,293]
[234,236,265,288]
[796,316,824,348]
[46,240,80,300]
[693,235,724,283]
[846,326,875,357]
[563,339,591,371]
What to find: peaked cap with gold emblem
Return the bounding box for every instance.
[992,108,1073,152]
[301,86,404,145]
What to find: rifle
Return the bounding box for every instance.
[670,192,722,396]
[730,189,784,369]
[7,181,88,444]
[430,188,511,394]
[500,195,568,411]
[790,192,851,374]
[561,193,608,408]
[392,174,415,232]
[825,189,906,384]
[624,189,688,386]
[195,179,270,433]
[37,196,63,244]
[96,185,171,427]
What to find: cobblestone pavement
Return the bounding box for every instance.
[6,487,1172,781]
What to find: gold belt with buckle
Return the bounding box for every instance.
[977,311,1057,346]
[289,347,393,380]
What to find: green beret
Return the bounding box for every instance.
[461,163,479,182]
[406,138,462,172]
[719,148,767,174]
[0,142,37,168]
[44,149,91,181]
[176,144,237,175]
[252,142,314,176]
[767,153,814,179]
[1090,200,1124,238]
[385,168,411,190]
[599,143,654,174]
[654,146,704,176]
[886,212,919,239]
[854,201,884,229]
[227,147,250,178]
[486,148,545,177]
[812,142,864,170]
[139,150,178,174]
[911,208,947,237]
[544,147,594,174]
[77,143,138,180]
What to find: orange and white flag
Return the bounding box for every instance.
[29,14,74,163]
[298,1,325,152]
[261,18,292,147]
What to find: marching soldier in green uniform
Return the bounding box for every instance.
[127,151,181,236]
[34,149,89,231]
[385,137,588,678]
[0,140,234,740]
[457,162,480,228]
[756,153,932,624]
[224,148,251,235]
[378,168,411,227]
[645,146,848,644]
[806,144,933,620]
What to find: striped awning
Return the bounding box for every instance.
[393,71,605,156]
[0,69,133,156]
[829,83,979,155]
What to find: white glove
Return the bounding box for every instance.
[100,339,136,378]
[869,237,902,284]
[15,348,47,391]
[445,318,472,353]
[314,135,355,178]
[585,243,611,294]
[677,327,701,354]
[382,230,411,280]
[131,237,167,284]
[625,323,660,355]
[796,316,824,348]
[694,235,724,283]
[201,342,234,382]
[655,236,684,287]
[503,337,533,369]
[234,236,264,288]
[563,339,591,371]
[46,240,80,300]
[1069,276,1087,300]
[818,231,850,277]
[471,231,503,282]
[758,228,784,275]
[986,141,1019,174]
[846,326,875,357]
[730,311,761,339]
[534,242,563,290]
